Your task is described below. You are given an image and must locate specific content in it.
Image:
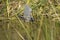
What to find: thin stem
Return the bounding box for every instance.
[15,15,32,40]
[14,28,25,40]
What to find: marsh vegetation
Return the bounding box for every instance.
[0,0,60,40]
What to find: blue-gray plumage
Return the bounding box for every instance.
[18,4,34,22]
[24,4,32,17]
[23,4,34,22]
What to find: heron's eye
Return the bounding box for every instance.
[30,17,34,22]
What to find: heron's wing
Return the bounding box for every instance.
[23,4,34,22]
[24,4,32,17]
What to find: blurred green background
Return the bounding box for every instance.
[0,0,60,40]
